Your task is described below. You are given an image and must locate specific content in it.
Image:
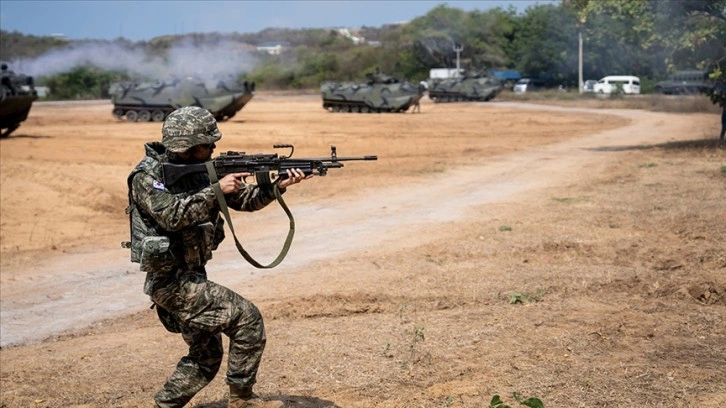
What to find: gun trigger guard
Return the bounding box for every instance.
[241,174,255,185]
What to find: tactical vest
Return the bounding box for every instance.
[124,143,224,273]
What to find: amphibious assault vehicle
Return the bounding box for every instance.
[428,71,503,102]
[109,76,255,122]
[321,72,424,113]
[0,63,38,138]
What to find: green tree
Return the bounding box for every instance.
[566,0,726,102]
[246,56,296,89]
[510,4,579,86]
[0,30,70,60]
[401,5,517,75]
[44,67,127,99]
[296,48,340,88]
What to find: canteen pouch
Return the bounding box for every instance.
[139,236,176,273]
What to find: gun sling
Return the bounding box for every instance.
[205,161,295,269]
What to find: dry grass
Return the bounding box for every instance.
[255,138,726,407]
[498,90,721,114]
[0,95,724,408]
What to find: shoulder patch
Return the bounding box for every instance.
[152,180,166,191]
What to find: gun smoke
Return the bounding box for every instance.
[7,38,260,80]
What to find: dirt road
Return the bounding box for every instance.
[0,95,724,407]
[0,100,663,347]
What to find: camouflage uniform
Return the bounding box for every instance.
[127,107,281,407]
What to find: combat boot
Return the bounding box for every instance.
[228,385,284,408]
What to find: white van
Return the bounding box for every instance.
[593,75,641,95]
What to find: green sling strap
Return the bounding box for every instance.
[205,161,295,269]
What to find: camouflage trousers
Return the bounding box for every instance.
[148,268,266,408]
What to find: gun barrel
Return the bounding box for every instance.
[334,155,378,161]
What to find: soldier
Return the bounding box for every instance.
[412,80,428,113]
[412,99,421,113]
[1,63,18,95]
[127,106,310,408]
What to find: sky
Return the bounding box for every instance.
[0,0,557,41]
[0,1,558,80]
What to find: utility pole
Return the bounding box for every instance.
[453,43,464,77]
[578,29,583,94]
[577,16,586,94]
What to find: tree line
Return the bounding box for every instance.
[1,0,724,104]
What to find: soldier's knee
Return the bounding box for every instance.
[228,300,266,344]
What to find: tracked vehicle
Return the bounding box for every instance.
[428,70,502,102]
[321,72,424,113]
[109,76,255,122]
[0,63,38,138]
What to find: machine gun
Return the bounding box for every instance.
[160,144,377,269]
[162,144,377,186]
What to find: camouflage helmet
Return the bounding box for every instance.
[161,106,222,153]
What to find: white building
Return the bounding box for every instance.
[256,41,290,55]
[336,28,365,45]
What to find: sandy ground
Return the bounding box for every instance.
[0,94,724,408]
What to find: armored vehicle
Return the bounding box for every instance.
[654,70,712,95]
[0,63,38,138]
[321,72,424,113]
[428,70,502,102]
[109,76,255,122]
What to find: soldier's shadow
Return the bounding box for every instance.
[587,137,725,152]
[193,395,341,408]
[0,133,52,140]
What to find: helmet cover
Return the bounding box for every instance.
[161,106,222,153]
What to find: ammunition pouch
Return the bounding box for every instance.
[181,222,216,268]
